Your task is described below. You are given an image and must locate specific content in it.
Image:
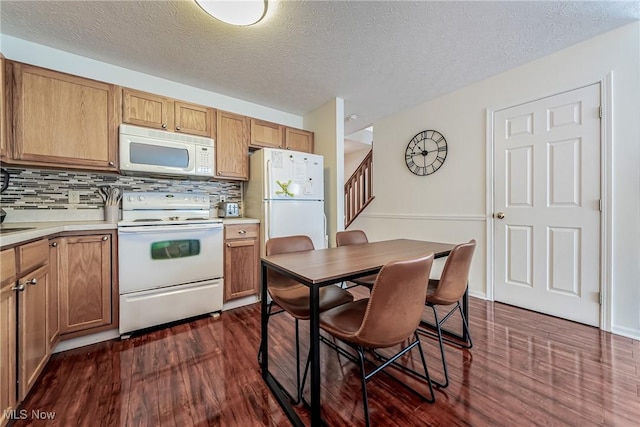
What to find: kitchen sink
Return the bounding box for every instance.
[0,227,36,235]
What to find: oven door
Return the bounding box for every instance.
[118,223,223,294]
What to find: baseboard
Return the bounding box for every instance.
[223,294,259,311]
[53,329,120,353]
[611,325,640,341]
[469,289,487,300]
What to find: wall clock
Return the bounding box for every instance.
[404,130,448,176]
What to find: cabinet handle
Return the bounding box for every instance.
[12,284,25,292]
[50,242,58,247]
[176,126,181,131]
[286,147,290,150]
[108,161,115,166]
[238,229,247,234]
[162,123,167,129]
[26,278,38,286]
[102,236,109,241]
[217,172,221,175]
[226,243,231,247]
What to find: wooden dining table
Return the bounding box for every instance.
[259,238,461,426]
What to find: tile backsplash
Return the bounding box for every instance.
[0,167,242,211]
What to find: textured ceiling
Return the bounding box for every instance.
[1,1,639,135]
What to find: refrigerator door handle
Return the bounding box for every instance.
[266,159,272,199]
[323,212,328,249]
[266,200,271,241]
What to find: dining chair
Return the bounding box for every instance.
[335,230,377,290]
[421,239,476,388]
[308,253,436,427]
[260,235,354,403]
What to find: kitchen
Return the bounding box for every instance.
[0,48,323,423]
[3,1,633,426]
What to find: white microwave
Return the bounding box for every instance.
[119,124,215,179]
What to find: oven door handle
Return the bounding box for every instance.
[118,223,223,233]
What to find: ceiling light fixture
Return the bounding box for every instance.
[195,0,267,26]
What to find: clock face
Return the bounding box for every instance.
[405,130,447,176]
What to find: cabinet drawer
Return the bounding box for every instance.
[224,224,259,240]
[16,239,49,274]
[1,248,16,286]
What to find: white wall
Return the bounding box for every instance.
[305,98,344,247]
[352,22,640,339]
[0,35,303,127]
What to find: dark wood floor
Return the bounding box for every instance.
[14,289,640,426]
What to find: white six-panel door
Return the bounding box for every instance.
[493,84,601,326]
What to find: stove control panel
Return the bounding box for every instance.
[122,192,210,211]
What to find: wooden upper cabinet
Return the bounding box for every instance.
[174,101,213,137]
[122,88,172,130]
[9,62,118,171]
[285,127,314,153]
[122,88,213,137]
[216,110,249,180]
[250,119,283,149]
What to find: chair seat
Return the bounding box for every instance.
[269,285,354,320]
[425,278,465,306]
[319,299,369,342]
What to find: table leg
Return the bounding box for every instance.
[260,262,269,376]
[310,285,321,425]
[461,286,469,343]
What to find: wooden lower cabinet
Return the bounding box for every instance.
[224,224,259,302]
[0,248,17,427]
[47,239,60,347]
[58,233,113,335]
[18,264,49,400]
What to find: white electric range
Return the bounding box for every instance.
[117,192,223,336]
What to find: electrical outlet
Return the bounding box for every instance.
[219,195,226,203]
[68,190,80,204]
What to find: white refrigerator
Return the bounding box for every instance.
[244,148,327,254]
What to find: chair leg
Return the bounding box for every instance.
[414,332,435,403]
[356,346,371,427]
[430,306,450,388]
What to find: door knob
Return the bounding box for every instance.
[495,212,505,219]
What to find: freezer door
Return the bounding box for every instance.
[265,200,327,249]
[264,148,324,200]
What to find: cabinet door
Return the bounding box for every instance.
[285,127,314,153]
[122,88,173,131]
[47,239,60,347]
[224,238,259,301]
[0,54,6,161]
[174,101,213,137]
[11,63,118,170]
[0,249,17,424]
[216,111,249,180]
[18,264,49,400]
[59,234,112,334]
[250,119,283,149]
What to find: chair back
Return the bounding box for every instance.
[265,235,315,290]
[355,253,434,348]
[336,230,368,247]
[428,239,476,305]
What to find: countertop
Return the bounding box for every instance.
[0,217,260,248]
